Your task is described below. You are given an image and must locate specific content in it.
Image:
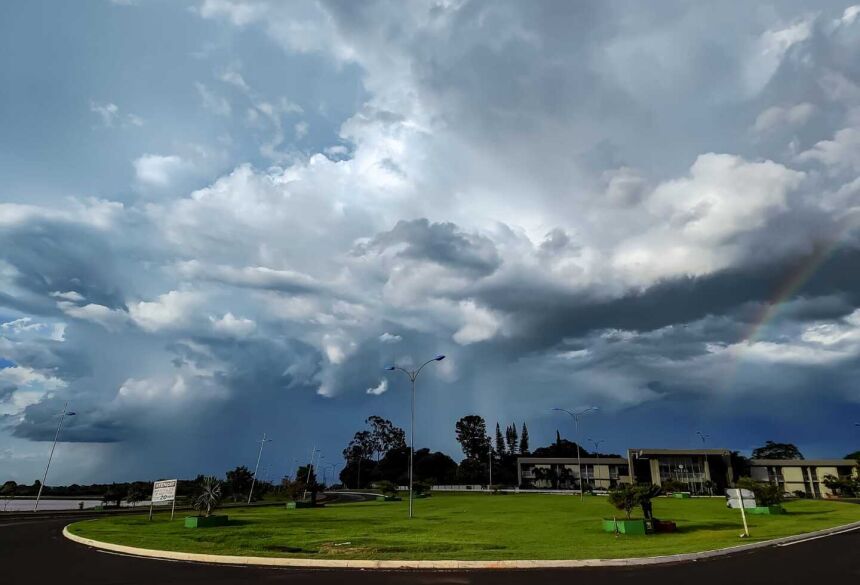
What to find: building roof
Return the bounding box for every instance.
[517,457,628,465]
[628,448,731,456]
[750,459,859,467]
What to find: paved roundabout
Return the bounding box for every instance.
[3,513,859,585]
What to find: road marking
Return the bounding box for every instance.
[776,525,860,547]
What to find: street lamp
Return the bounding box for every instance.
[34,402,76,512]
[696,431,710,445]
[587,438,605,457]
[553,406,599,502]
[386,354,446,519]
[248,433,272,504]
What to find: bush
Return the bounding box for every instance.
[793,490,808,499]
[608,484,640,519]
[412,480,431,496]
[373,480,398,497]
[192,476,223,518]
[661,479,686,493]
[737,477,783,506]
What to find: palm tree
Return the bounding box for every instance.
[193,476,223,518]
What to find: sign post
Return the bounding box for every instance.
[148,479,178,521]
[726,488,754,537]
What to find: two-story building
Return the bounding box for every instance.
[517,457,631,490]
[749,459,859,498]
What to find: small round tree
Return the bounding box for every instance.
[608,484,640,519]
[193,476,223,518]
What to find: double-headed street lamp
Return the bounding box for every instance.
[553,406,599,502]
[587,438,605,457]
[386,354,446,519]
[696,431,710,445]
[248,433,272,504]
[34,402,76,512]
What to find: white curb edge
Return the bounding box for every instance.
[62,519,860,570]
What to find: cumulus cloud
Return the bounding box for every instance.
[5,1,860,482]
[133,154,187,186]
[366,379,388,395]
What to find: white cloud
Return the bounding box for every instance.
[90,100,143,127]
[133,154,187,186]
[366,379,388,395]
[50,291,85,302]
[379,332,402,344]
[797,127,860,172]
[294,121,309,139]
[210,312,256,337]
[453,300,502,345]
[57,302,128,331]
[129,291,203,332]
[753,103,816,135]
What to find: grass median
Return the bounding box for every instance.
[66,493,860,560]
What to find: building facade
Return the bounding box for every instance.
[517,457,631,490]
[750,459,859,498]
[627,448,734,495]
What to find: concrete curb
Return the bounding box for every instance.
[62,520,860,570]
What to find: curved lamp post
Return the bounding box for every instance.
[696,431,711,445]
[34,402,76,512]
[553,406,598,502]
[587,438,605,457]
[386,354,445,519]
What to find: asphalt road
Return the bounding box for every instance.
[2,516,858,585]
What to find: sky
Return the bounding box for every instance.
[2,0,860,485]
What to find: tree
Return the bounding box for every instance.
[505,424,518,455]
[193,476,222,517]
[412,449,458,485]
[102,483,123,508]
[751,441,804,460]
[822,474,859,497]
[495,423,505,455]
[125,484,146,508]
[608,484,640,519]
[845,450,860,461]
[519,423,530,455]
[1,481,16,511]
[343,429,375,488]
[285,465,318,501]
[455,415,490,460]
[225,466,254,502]
[366,416,406,461]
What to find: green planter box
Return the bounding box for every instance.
[672,492,691,499]
[376,495,402,502]
[184,515,228,528]
[602,518,646,535]
[748,505,785,515]
[286,501,323,509]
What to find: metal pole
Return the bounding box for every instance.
[575,415,583,502]
[738,489,749,537]
[34,403,69,512]
[170,495,176,521]
[248,432,268,505]
[303,447,316,500]
[409,373,415,519]
[489,448,493,488]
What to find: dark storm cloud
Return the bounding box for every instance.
[356,218,502,276]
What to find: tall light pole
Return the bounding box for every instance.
[488,446,494,488]
[302,447,317,500]
[553,407,599,502]
[248,433,271,504]
[34,403,75,512]
[386,354,446,519]
[587,438,605,457]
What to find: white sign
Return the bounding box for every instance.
[726,488,756,508]
[151,479,177,503]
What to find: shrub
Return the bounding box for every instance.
[373,480,398,497]
[193,476,223,518]
[661,479,686,493]
[412,480,431,496]
[608,484,640,519]
[737,477,783,506]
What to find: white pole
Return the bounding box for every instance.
[575,415,583,502]
[248,433,268,505]
[302,446,316,500]
[488,448,493,488]
[34,402,70,512]
[409,374,415,518]
[738,490,750,537]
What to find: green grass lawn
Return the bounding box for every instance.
[67,493,860,561]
